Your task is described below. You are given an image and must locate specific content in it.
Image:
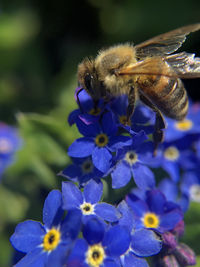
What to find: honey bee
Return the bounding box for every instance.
[77,24,200,151]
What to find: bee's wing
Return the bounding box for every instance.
[135,23,200,58]
[118,57,177,78]
[166,52,200,78]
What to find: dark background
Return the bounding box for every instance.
[1,1,200,266]
[1,0,200,123]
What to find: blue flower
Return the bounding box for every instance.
[111,132,155,189]
[0,123,22,179]
[0,123,21,158]
[10,190,81,267]
[110,95,154,134]
[67,217,131,267]
[62,180,119,223]
[126,189,183,233]
[155,139,198,182]
[68,87,106,126]
[158,178,189,212]
[164,102,200,142]
[59,156,104,186]
[117,201,162,267]
[181,170,200,204]
[68,112,132,173]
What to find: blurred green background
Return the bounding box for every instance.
[1,0,200,266]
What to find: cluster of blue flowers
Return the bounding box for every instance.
[11,89,200,266]
[0,123,21,180]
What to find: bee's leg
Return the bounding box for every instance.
[93,99,99,113]
[139,93,165,156]
[126,86,136,124]
[76,88,84,112]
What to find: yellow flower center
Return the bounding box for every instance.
[143,212,160,229]
[80,202,94,215]
[95,134,108,147]
[86,244,105,267]
[89,107,101,116]
[125,150,138,165]
[175,119,193,131]
[164,146,179,161]
[43,228,61,251]
[81,159,94,174]
[0,138,13,154]
[119,115,131,126]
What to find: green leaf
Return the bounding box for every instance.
[0,185,28,223]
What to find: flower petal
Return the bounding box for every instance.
[60,164,81,180]
[83,180,103,204]
[146,190,166,214]
[124,252,149,267]
[95,203,119,222]
[103,225,131,257]
[111,162,132,189]
[43,190,63,228]
[162,161,180,182]
[67,239,88,267]
[14,248,47,267]
[131,229,162,257]
[101,112,117,135]
[108,136,132,151]
[160,211,183,232]
[10,221,45,253]
[92,146,112,173]
[61,210,82,241]
[76,118,100,137]
[68,137,95,158]
[83,218,105,245]
[132,165,155,189]
[62,182,83,210]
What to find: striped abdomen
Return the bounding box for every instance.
[137,74,188,120]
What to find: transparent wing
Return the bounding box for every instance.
[118,57,177,78]
[166,52,200,78]
[135,23,200,58]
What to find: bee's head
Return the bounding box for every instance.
[78,58,103,100]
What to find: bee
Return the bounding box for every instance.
[77,24,200,152]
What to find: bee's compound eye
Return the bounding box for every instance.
[84,74,93,92]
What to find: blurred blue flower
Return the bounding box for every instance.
[126,189,183,233]
[158,178,189,212]
[67,217,131,267]
[181,170,200,204]
[59,156,104,186]
[68,112,132,173]
[111,132,155,189]
[62,180,119,223]
[0,123,22,179]
[164,103,200,142]
[10,190,81,267]
[155,139,198,182]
